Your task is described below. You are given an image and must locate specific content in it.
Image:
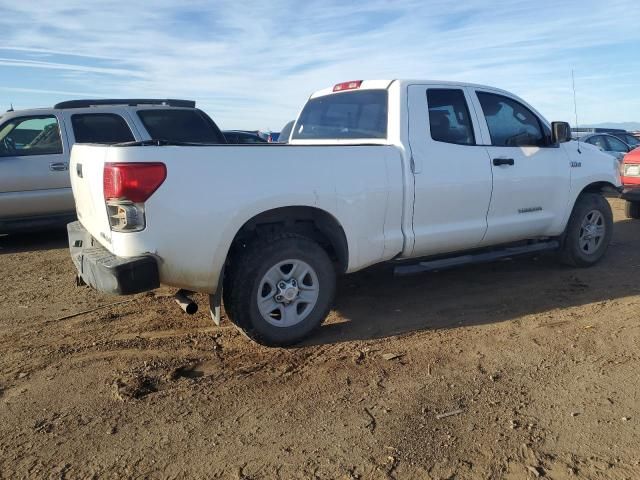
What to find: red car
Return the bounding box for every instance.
[621,147,640,218]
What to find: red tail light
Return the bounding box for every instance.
[104,163,166,202]
[333,80,362,92]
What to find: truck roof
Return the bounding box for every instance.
[309,79,513,99]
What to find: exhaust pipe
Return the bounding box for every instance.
[174,289,198,315]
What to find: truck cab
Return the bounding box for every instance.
[290,80,619,258]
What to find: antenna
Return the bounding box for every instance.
[572,69,581,153]
[7,102,14,112]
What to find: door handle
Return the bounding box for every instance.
[49,162,69,171]
[492,158,514,166]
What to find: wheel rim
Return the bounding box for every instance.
[578,209,606,255]
[256,259,320,328]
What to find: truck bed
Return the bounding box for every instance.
[70,143,405,292]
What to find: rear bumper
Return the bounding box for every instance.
[621,187,640,203]
[67,221,159,295]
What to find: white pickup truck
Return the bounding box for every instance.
[68,79,620,346]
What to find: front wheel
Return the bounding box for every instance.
[559,193,613,267]
[625,200,640,219]
[224,234,336,346]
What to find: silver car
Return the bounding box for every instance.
[576,133,633,162]
[0,99,224,233]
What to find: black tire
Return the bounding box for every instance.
[223,233,335,346]
[559,193,613,267]
[625,200,640,219]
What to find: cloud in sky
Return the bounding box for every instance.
[0,0,639,130]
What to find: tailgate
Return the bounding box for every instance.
[69,144,113,249]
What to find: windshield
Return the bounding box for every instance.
[292,90,388,140]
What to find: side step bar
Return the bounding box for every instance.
[394,241,559,276]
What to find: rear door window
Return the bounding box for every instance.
[71,113,134,144]
[426,89,475,145]
[292,90,388,140]
[137,109,225,143]
[0,115,63,157]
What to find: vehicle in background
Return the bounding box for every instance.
[223,130,268,144]
[610,132,640,149]
[573,127,626,133]
[277,120,295,144]
[575,133,632,162]
[68,79,620,346]
[0,99,225,233]
[267,132,280,142]
[620,147,640,218]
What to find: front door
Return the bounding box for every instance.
[470,89,571,245]
[408,84,493,257]
[0,114,72,219]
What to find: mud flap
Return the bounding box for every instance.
[209,289,222,326]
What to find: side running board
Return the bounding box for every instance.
[394,241,559,276]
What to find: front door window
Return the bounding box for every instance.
[0,116,63,157]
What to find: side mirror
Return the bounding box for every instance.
[551,121,571,144]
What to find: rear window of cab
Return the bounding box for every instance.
[292,90,388,140]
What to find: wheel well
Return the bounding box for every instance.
[580,181,619,196]
[226,207,349,273]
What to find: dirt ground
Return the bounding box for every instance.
[1,198,639,480]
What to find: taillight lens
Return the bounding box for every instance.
[103,163,166,202]
[104,163,166,232]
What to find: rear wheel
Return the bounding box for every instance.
[559,193,613,267]
[625,200,640,219]
[224,234,335,346]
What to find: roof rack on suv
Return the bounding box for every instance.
[53,99,196,109]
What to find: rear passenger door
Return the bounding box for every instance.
[470,89,571,245]
[408,85,493,257]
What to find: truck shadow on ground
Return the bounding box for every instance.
[306,219,640,346]
[0,229,68,255]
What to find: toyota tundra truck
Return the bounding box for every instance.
[67,80,620,346]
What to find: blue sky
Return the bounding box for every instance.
[0,0,639,130]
